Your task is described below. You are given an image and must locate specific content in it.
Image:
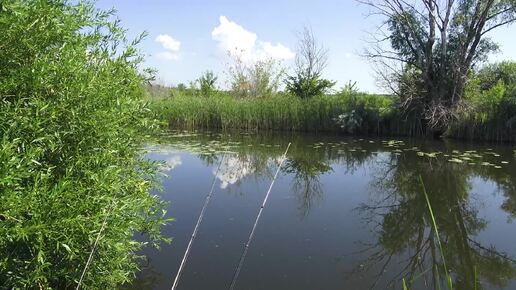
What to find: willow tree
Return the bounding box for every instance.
[362,0,516,131]
[0,1,169,288]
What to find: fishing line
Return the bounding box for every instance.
[76,200,116,290]
[228,142,291,290]
[171,151,227,290]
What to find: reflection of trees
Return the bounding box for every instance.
[477,161,516,220]
[355,153,516,289]
[284,157,333,218]
[280,141,381,217]
[155,131,516,288]
[122,256,162,290]
[187,137,343,217]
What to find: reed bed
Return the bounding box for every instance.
[151,92,392,133]
[150,90,516,143]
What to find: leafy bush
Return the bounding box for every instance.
[0,1,169,288]
[334,89,393,134]
[476,61,516,92]
[450,61,516,141]
[197,70,218,97]
[227,54,284,98]
[335,109,365,134]
[177,83,187,91]
[285,72,335,99]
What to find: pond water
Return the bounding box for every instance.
[130,131,516,290]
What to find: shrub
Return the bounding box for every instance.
[334,89,393,135]
[449,61,516,141]
[285,72,335,99]
[197,70,218,97]
[0,1,169,288]
[227,54,284,98]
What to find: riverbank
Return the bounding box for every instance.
[149,90,516,143]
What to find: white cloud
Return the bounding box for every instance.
[161,155,182,172]
[212,16,256,57]
[214,155,255,189]
[155,34,181,61]
[156,34,181,52]
[261,41,296,60]
[211,16,294,63]
[156,51,181,61]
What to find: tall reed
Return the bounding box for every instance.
[151,91,393,134]
[151,89,516,143]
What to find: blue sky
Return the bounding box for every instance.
[95,0,516,93]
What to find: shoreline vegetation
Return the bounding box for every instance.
[149,72,516,143]
[147,7,516,144]
[1,1,169,289]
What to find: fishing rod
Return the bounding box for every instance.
[76,201,116,290]
[171,152,227,290]
[228,142,291,290]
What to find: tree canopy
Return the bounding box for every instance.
[363,0,516,129]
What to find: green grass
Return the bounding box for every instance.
[150,91,393,133]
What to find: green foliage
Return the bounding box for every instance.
[334,90,393,134]
[476,61,516,91]
[286,26,335,99]
[177,83,187,91]
[197,70,218,97]
[227,55,284,98]
[335,109,365,134]
[285,72,335,99]
[0,1,169,288]
[152,60,516,142]
[375,0,516,129]
[151,90,393,133]
[450,61,516,142]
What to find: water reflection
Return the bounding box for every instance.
[283,155,332,218]
[140,132,516,290]
[215,155,257,189]
[162,155,182,172]
[355,150,516,289]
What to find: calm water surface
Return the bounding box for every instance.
[130,132,516,290]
